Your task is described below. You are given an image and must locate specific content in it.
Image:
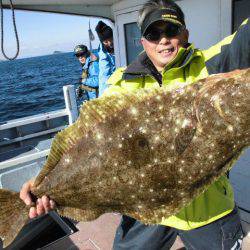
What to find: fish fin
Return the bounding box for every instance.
[34,90,153,186]
[34,121,81,186]
[0,189,29,248]
[57,206,101,222]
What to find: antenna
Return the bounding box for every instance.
[88,19,95,52]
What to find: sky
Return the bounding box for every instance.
[0,9,112,60]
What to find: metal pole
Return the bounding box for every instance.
[63,85,78,125]
[88,20,92,51]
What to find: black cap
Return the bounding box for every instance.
[95,21,113,42]
[74,45,90,57]
[141,8,185,36]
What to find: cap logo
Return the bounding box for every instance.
[161,14,183,26]
[162,14,177,20]
[75,48,82,53]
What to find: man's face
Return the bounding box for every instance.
[141,21,189,71]
[102,37,114,52]
[77,55,87,65]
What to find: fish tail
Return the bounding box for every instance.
[0,189,29,248]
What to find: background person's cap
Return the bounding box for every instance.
[74,44,89,57]
[95,21,113,42]
[141,8,185,36]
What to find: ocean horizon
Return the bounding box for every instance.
[0,52,88,123]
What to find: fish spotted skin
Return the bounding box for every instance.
[33,68,249,223]
[0,68,249,247]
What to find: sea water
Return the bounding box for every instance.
[0,52,84,123]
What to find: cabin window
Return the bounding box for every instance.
[124,22,143,64]
[232,0,250,32]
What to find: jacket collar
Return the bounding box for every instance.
[122,52,163,85]
[82,56,91,70]
[122,52,153,78]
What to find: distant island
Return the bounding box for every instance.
[53,51,64,54]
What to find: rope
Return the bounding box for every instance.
[0,0,20,60]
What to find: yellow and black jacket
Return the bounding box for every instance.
[104,18,250,230]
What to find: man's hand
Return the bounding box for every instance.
[20,179,56,219]
[76,86,84,99]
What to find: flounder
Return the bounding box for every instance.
[0,68,249,247]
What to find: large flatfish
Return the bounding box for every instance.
[0,68,249,248]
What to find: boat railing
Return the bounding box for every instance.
[0,85,78,171]
[0,110,68,147]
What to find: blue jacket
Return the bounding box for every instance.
[82,56,99,100]
[98,43,116,96]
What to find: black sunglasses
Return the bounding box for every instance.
[144,24,184,41]
[75,52,87,58]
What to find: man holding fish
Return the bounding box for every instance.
[19,0,250,249]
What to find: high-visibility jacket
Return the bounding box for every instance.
[103,18,250,230]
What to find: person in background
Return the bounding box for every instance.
[95,21,116,96]
[74,44,99,100]
[19,0,250,249]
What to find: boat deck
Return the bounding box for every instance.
[41,213,250,250]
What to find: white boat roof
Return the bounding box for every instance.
[1,0,123,20]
